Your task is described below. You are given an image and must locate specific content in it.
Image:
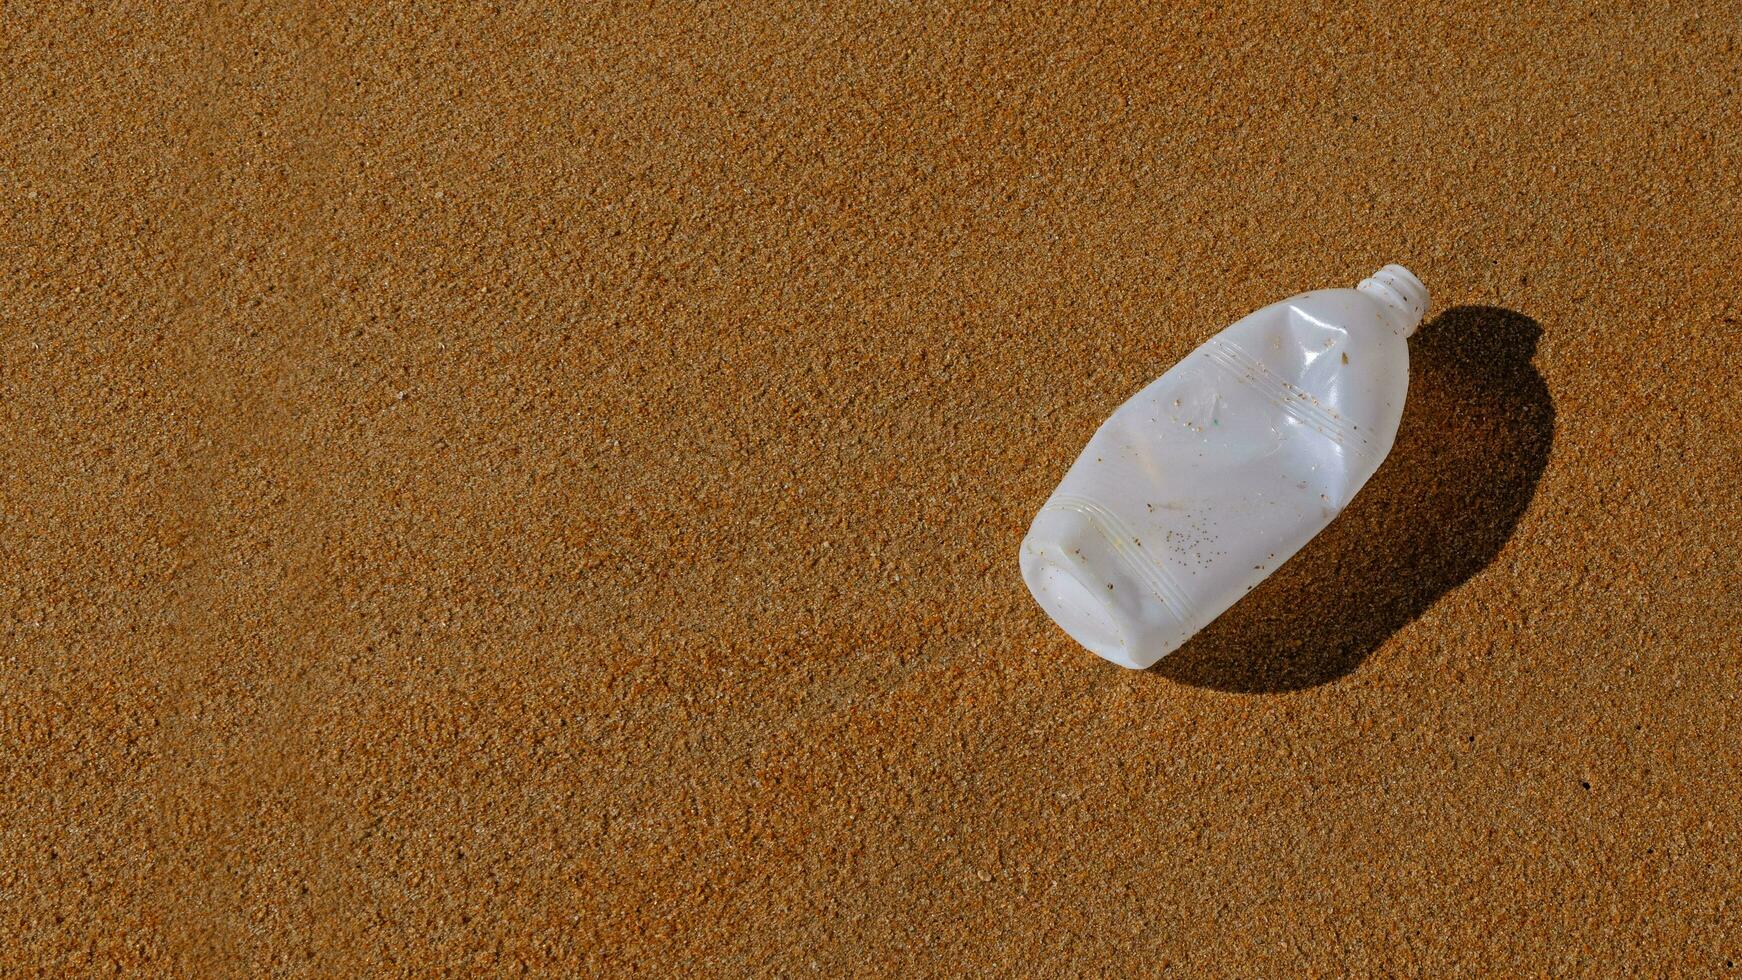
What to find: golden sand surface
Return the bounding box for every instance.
[3,2,1739,974]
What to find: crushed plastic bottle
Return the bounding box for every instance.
[1020,265,1430,669]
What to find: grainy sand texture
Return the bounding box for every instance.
[3,1,1740,974]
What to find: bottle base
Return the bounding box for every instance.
[1020,503,1193,670]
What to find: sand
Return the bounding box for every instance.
[3,1,1739,974]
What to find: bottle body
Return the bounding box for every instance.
[1020,266,1428,668]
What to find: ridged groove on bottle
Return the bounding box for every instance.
[1044,492,1198,638]
[1201,339,1377,460]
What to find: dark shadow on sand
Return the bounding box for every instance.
[1151,306,1554,693]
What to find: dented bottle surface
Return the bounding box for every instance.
[1020,265,1430,669]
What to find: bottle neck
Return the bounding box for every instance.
[1357,264,1430,337]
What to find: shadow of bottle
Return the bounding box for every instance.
[1150,306,1555,693]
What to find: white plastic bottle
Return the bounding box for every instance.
[1020,265,1430,669]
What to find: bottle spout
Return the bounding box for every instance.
[1357,264,1430,337]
